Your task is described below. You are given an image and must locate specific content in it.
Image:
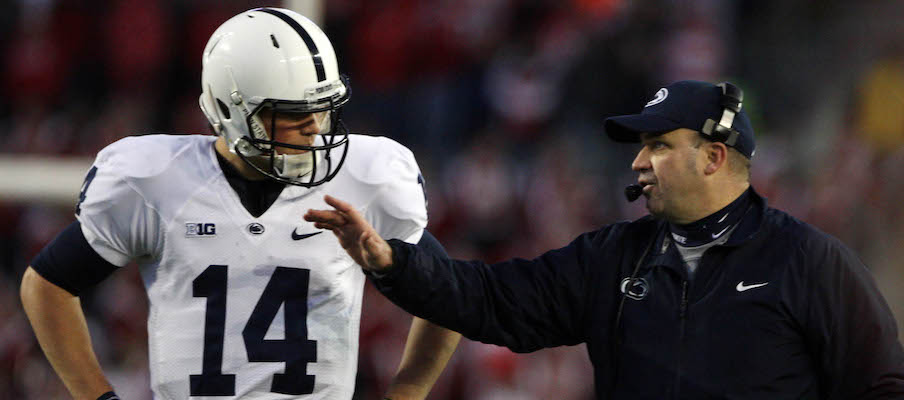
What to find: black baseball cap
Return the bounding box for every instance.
[604,80,756,158]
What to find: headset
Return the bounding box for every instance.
[701,82,744,147]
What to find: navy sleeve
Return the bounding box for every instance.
[372,227,617,353]
[801,234,904,398]
[416,230,449,258]
[30,221,119,296]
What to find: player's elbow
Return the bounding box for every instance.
[21,266,43,308]
[20,266,72,310]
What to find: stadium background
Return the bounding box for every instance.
[1,0,903,398]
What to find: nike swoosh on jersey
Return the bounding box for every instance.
[291,229,323,241]
[736,281,769,292]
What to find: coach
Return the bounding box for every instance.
[306,80,904,398]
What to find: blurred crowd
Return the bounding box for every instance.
[1,0,903,399]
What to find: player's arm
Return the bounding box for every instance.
[21,267,114,399]
[385,317,461,400]
[384,231,461,400]
[354,144,463,399]
[20,222,120,400]
[799,236,904,397]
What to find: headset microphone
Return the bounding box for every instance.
[625,184,643,202]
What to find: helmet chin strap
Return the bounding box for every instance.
[236,141,324,182]
[269,125,328,180]
[271,150,322,179]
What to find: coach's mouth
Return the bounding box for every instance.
[638,180,656,195]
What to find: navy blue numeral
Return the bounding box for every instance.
[191,265,316,396]
[75,166,98,216]
[417,172,428,208]
[190,265,236,396]
[243,267,317,395]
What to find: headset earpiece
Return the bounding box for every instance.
[702,82,743,146]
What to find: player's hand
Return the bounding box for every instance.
[304,195,394,272]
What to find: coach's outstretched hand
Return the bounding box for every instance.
[305,195,394,272]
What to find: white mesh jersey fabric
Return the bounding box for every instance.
[77,134,427,399]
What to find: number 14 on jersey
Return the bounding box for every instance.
[191,265,317,396]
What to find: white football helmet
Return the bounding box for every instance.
[199,7,351,186]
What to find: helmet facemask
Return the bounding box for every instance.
[234,90,350,187]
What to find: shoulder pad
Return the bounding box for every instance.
[95,134,216,179]
[342,134,418,185]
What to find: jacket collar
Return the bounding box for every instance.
[721,186,767,247]
[642,187,768,276]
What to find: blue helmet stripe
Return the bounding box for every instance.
[256,8,326,82]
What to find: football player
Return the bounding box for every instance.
[20,8,460,400]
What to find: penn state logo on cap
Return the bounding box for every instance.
[645,88,668,107]
[603,80,756,159]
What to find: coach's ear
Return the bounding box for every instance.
[703,141,729,175]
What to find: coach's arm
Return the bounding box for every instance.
[800,234,904,397]
[306,195,597,352]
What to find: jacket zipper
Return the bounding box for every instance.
[675,280,689,398]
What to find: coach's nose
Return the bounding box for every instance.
[632,145,651,173]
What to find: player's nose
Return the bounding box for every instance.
[279,118,320,146]
[299,121,321,136]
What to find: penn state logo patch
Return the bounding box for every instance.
[620,277,650,300]
[247,223,265,235]
[645,88,668,107]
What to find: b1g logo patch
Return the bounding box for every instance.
[186,223,217,237]
[620,277,650,300]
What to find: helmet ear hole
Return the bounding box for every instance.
[216,98,231,119]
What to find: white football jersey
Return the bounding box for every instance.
[76,134,427,400]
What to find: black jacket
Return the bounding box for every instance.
[372,190,904,399]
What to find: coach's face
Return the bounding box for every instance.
[632,128,707,223]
